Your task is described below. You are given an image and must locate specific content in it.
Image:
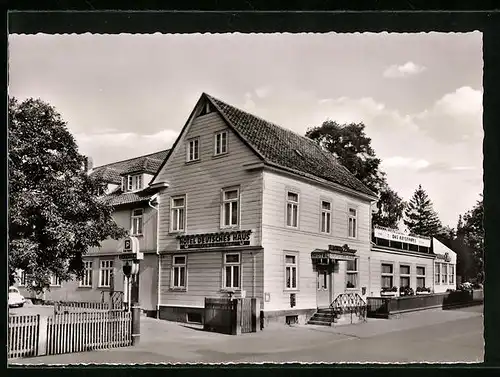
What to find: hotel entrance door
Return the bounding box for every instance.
[316,266,332,308]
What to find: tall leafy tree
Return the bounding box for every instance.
[306,120,386,193]
[306,120,405,228]
[457,197,484,282]
[372,185,406,229]
[404,185,443,237]
[8,97,127,291]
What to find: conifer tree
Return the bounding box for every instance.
[404,185,443,237]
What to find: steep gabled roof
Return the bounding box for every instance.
[101,189,157,207]
[151,93,377,199]
[91,149,170,185]
[205,94,377,198]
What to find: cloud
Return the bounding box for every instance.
[255,86,272,99]
[74,129,178,166]
[383,62,427,78]
[381,157,430,170]
[413,86,483,144]
[243,92,256,110]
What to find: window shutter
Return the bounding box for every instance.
[121,177,125,192]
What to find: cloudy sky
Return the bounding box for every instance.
[8,32,483,228]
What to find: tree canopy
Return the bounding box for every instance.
[403,184,443,237]
[8,97,127,291]
[306,120,405,229]
[456,197,484,282]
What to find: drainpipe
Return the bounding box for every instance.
[148,193,161,319]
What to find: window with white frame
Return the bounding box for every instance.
[80,261,93,287]
[222,188,239,227]
[449,264,455,284]
[99,260,114,287]
[50,275,61,286]
[171,196,186,232]
[285,253,298,290]
[286,191,299,228]
[348,207,357,238]
[223,253,240,290]
[346,258,358,289]
[187,138,200,162]
[132,174,143,191]
[416,266,426,288]
[434,262,441,285]
[18,270,27,286]
[320,200,332,234]
[381,263,394,289]
[214,131,228,156]
[127,175,133,191]
[400,265,411,288]
[441,263,448,284]
[172,255,187,289]
[131,208,143,235]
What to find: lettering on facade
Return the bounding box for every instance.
[178,230,252,250]
[374,226,431,248]
[436,252,452,262]
[328,244,356,254]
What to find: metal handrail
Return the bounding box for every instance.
[330,292,367,321]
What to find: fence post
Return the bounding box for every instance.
[37,315,48,356]
[131,305,140,346]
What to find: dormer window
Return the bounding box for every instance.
[121,174,143,192]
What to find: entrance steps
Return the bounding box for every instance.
[307,308,338,326]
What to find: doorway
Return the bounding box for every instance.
[316,265,333,308]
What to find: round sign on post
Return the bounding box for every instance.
[119,236,143,261]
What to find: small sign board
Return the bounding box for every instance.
[119,236,143,260]
[436,252,452,262]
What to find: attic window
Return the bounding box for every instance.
[199,102,214,117]
[121,174,143,192]
[294,149,304,158]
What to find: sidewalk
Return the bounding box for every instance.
[10,305,483,365]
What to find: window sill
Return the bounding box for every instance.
[78,286,93,289]
[185,159,201,165]
[283,289,299,293]
[220,226,240,231]
[169,231,186,236]
[169,287,187,292]
[212,152,228,159]
[97,286,112,290]
[130,234,144,237]
[220,288,241,293]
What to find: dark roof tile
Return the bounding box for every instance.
[206,94,376,198]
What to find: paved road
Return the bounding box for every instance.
[10,305,483,365]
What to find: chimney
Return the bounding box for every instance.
[84,156,94,173]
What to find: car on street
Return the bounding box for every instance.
[8,286,26,308]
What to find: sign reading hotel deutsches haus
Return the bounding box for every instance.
[178,230,253,250]
[374,226,431,248]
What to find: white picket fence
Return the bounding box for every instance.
[8,311,132,359]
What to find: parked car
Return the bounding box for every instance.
[8,286,26,308]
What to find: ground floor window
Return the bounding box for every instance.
[17,269,27,286]
[399,264,410,288]
[285,253,298,290]
[80,261,93,287]
[346,258,358,289]
[381,263,394,288]
[449,264,455,284]
[416,266,426,288]
[172,255,187,289]
[434,262,441,285]
[50,275,61,287]
[441,263,448,284]
[223,253,240,290]
[99,260,114,287]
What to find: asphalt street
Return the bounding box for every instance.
[10,305,483,365]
